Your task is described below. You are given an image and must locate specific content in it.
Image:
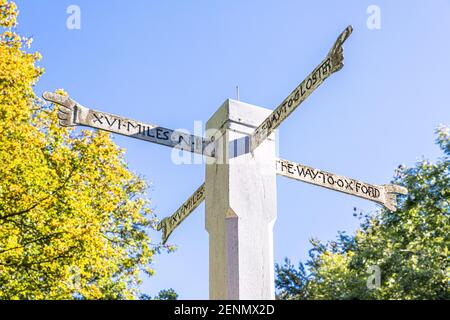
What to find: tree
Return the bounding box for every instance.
[276,125,449,300]
[0,0,168,299]
[140,289,179,300]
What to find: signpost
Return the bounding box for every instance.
[276,159,408,212]
[43,25,408,300]
[42,92,214,156]
[250,26,353,152]
[157,183,205,244]
[155,157,408,245]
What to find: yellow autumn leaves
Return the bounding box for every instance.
[0,1,160,299]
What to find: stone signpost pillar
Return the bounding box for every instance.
[43,25,408,301]
[205,99,277,300]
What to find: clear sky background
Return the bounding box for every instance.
[14,0,450,299]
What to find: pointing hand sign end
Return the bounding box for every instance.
[337,25,353,46]
[42,91,76,108]
[42,91,58,102]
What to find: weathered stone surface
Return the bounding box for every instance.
[205,99,277,300]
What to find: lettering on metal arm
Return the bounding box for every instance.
[276,159,408,211]
[42,92,213,157]
[157,183,205,244]
[251,25,353,152]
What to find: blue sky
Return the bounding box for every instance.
[14,0,450,299]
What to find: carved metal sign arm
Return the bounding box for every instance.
[276,158,408,212]
[157,183,206,244]
[42,92,214,157]
[250,25,353,152]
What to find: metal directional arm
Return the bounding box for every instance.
[157,183,205,244]
[276,159,408,212]
[250,25,353,152]
[42,92,214,157]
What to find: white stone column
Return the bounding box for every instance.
[205,99,277,300]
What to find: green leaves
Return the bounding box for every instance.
[0,1,164,300]
[276,125,450,300]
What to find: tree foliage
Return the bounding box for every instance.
[276,126,449,300]
[140,288,179,300]
[0,0,165,299]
